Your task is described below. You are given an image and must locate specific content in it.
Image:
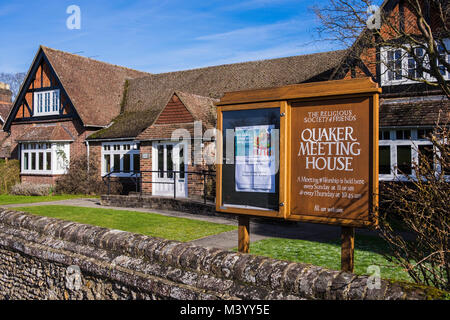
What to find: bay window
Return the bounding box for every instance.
[21,142,69,174]
[101,142,140,176]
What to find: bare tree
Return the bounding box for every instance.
[0,72,26,100]
[378,122,449,291]
[313,0,450,98]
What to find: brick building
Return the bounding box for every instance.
[1,46,149,184]
[330,0,449,181]
[85,50,347,198]
[2,0,449,197]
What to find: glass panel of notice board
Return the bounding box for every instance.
[221,108,280,211]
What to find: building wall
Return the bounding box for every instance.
[21,174,61,185]
[140,142,153,194]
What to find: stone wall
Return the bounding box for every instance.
[0,209,445,300]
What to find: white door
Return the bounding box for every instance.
[152,142,187,198]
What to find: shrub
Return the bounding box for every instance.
[55,157,122,195]
[0,159,20,194]
[10,183,52,196]
[378,124,449,291]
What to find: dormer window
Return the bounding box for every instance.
[34,89,60,116]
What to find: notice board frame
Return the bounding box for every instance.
[215,78,381,228]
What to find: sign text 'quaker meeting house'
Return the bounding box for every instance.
[215,77,381,229]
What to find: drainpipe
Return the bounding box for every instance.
[85,140,90,173]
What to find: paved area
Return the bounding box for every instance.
[1,198,381,250]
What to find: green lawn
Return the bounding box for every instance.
[245,235,412,282]
[12,205,236,242]
[0,194,98,205]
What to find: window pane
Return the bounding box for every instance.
[397,146,412,174]
[56,146,68,171]
[179,146,185,179]
[104,155,111,173]
[418,145,434,170]
[133,154,140,173]
[158,145,164,178]
[38,152,44,170]
[379,130,390,140]
[31,153,36,170]
[437,44,446,76]
[38,94,42,113]
[379,146,391,174]
[24,153,29,170]
[167,145,173,178]
[53,91,59,112]
[396,129,411,140]
[123,154,131,173]
[46,152,52,171]
[113,154,120,172]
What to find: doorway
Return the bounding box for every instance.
[152,142,187,198]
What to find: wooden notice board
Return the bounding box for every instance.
[215,78,381,228]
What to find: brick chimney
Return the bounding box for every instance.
[0,82,12,103]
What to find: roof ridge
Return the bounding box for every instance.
[40,45,151,75]
[175,90,219,101]
[133,49,348,80]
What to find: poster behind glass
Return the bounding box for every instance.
[222,108,280,211]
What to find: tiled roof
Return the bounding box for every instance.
[41,46,150,127]
[87,91,217,140]
[15,125,75,142]
[380,99,449,127]
[91,50,347,140]
[176,91,218,126]
[0,102,12,125]
[125,50,348,112]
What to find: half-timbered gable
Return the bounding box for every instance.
[8,51,76,125]
[2,46,149,184]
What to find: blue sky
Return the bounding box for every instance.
[0,0,343,74]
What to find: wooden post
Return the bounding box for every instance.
[341,226,355,273]
[238,216,250,253]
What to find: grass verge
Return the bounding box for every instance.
[11,205,236,242]
[0,194,98,205]
[244,235,413,282]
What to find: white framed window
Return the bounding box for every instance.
[20,142,70,175]
[34,89,60,116]
[101,141,140,177]
[378,128,447,181]
[380,39,450,86]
